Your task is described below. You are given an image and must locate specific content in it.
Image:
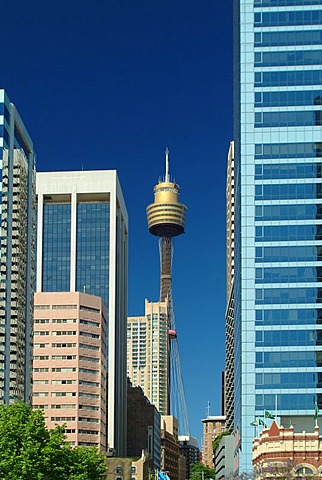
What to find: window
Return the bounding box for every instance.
[116,466,123,474]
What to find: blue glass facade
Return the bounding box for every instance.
[76,202,110,308]
[42,204,71,292]
[234,0,322,470]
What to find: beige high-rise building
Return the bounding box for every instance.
[32,292,107,451]
[201,415,226,468]
[127,299,169,415]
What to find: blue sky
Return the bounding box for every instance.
[3,0,233,442]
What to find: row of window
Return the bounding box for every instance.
[255,287,322,304]
[34,379,99,386]
[34,355,99,362]
[255,183,322,200]
[256,350,322,367]
[255,162,322,180]
[255,90,322,107]
[256,308,322,325]
[34,392,100,398]
[255,328,322,346]
[255,203,322,221]
[255,142,320,159]
[256,372,322,389]
[256,224,322,242]
[34,343,100,350]
[255,70,322,88]
[254,30,322,47]
[255,49,322,67]
[255,110,322,128]
[255,245,322,262]
[255,0,322,6]
[255,393,322,411]
[255,10,322,27]
[256,266,322,284]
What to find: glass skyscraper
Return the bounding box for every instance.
[36,170,128,456]
[0,90,36,405]
[233,0,322,471]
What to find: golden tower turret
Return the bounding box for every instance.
[147,148,186,238]
[146,148,186,303]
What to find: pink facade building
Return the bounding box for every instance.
[32,292,107,451]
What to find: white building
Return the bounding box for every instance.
[36,170,128,456]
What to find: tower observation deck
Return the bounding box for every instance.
[146,148,190,435]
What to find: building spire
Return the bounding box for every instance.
[165,147,170,182]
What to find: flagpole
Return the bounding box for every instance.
[275,394,278,420]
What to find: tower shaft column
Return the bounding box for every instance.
[159,237,173,303]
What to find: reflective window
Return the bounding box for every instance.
[255,183,322,200]
[255,287,322,304]
[255,50,322,67]
[255,70,322,87]
[256,224,322,242]
[255,372,322,389]
[256,350,322,367]
[255,393,322,411]
[256,308,322,326]
[76,202,110,309]
[42,204,71,291]
[255,110,322,127]
[255,11,322,27]
[255,0,322,5]
[254,30,322,47]
[256,266,322,284]
[255,163,322,180]
[255,203,322,221]
[255,90,322,108]
[255,328,322,346]
[255,245,322,262]
[255,143,321,159]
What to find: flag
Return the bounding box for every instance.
[314,403,319,421]
[250,420,258,426]
[264,410,275,419]
[259,418,267,427]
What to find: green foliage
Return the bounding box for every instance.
[212,430,230,453]
[189,462,216,480]
[0,402,107,480]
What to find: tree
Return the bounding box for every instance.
[0,402,107,480]
[189,462,216,480]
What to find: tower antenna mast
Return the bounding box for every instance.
[165,147,170,183]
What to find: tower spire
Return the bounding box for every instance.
[165,147,170,183]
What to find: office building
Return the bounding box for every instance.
[161,415,180,480]
[253,421,322,479]
[178,435,200,478]
[214,434,234,480]
[127,299,169,415]
[127,383,161,470]
[233,0,322,470]
[201,415,226,468]
[36,170,128,455]
[0,90,36,404]
[32,292,106,450]
[225,142,234,434]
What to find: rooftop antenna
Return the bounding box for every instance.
[206,401,211,417]
[165,147,170,182]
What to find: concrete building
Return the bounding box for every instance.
[127,383,161,470]
[178,435,200,479]
[201,415,226,468]
[127,299,169,415]
[233,0,322,470]
[0,89,36,404]
[214,434,234,480]
[161,415,180,480]
[225,142,234,434]
[253,421,322,479]
[36,170,128,455]
[32,292,106,450]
